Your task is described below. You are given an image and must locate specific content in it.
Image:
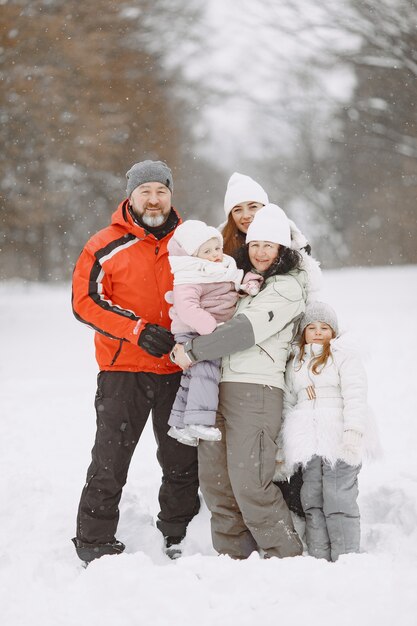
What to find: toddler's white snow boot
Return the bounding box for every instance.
[167,426,198,446]
[186,424,222,441]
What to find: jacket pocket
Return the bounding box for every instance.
[258,428,279,487]
[259,430,265,483]
[257,345,274,362]
[110,340,124,366]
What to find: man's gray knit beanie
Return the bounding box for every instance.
[299,301,339,336]
[126,160,173,197]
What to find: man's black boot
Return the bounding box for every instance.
[72,537,125,565]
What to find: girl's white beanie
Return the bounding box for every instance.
[224,172,269,218]
[173,220,223,255]
[246,204,291,247]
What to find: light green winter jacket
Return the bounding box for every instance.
[184,268,308,389]
[221,269,307,388]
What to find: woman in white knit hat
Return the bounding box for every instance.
[222,172,269,257]
[222,172,311,260]
[171,204,311,560]
[222,173,321,522]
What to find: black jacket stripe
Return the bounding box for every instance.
[88,235,141,322]
[95,232,138,262]
[72,309,126,341]
[72,233,142,340]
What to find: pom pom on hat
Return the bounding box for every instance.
[173,220,223,256]
[299,301,339,336]
[246,203,291,247]
[224,172,269,218]
[126,160,173,197]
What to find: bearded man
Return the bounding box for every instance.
[71,160,199,563]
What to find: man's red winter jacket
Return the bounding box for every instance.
[72,200,181,374]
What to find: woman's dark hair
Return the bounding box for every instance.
[236,244,302,280]
[222,213,246,259]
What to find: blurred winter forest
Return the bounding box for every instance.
[1,0,416,281]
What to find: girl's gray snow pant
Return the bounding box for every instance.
[301,455,361,561]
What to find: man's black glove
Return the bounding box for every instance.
[138,323,175,358]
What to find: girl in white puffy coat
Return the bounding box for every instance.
[277,301,379,562]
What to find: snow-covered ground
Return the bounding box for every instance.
[1,266,416,626]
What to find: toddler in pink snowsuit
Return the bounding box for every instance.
[167,220,262,446]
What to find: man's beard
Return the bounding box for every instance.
[141,213,166,227]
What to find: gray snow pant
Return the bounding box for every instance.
[198,382,303,559]
[168,332,221,428]
[301,455,361,562]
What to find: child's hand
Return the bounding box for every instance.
[241,272,264,296]
[243,282,261,296]
[339,430,363,466]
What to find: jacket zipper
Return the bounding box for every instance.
[154,242,167,324]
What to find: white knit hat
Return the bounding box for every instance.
[299,301,339,335]
[246,204,291,247]
[173,220,223,256]
[224,172,269,218]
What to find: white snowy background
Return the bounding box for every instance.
[1,265,417,626]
